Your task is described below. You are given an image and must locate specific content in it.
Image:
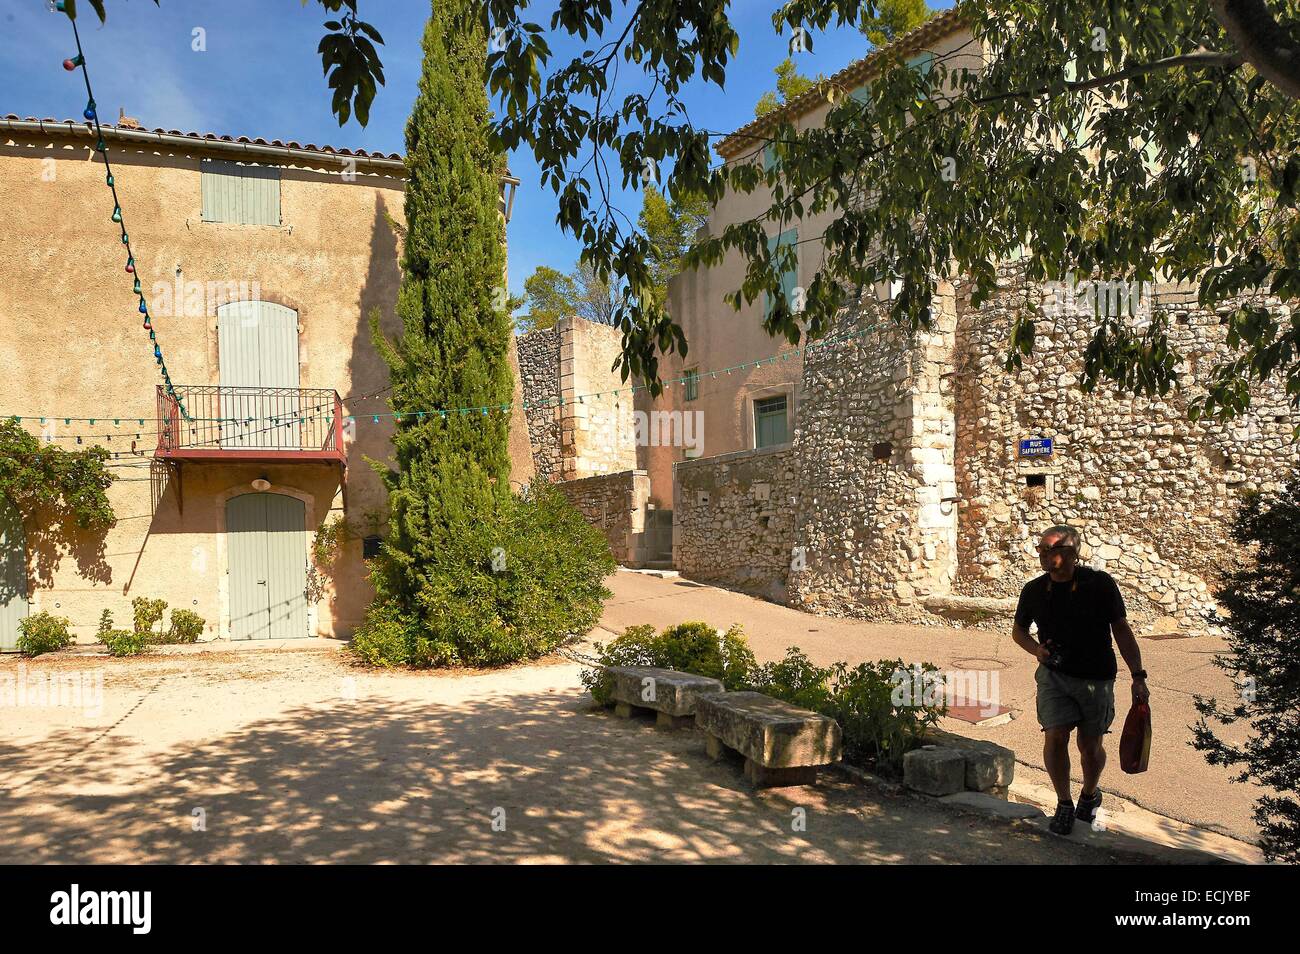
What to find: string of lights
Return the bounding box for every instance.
[57,2,191,419]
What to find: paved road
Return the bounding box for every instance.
[0,649,1144,864]
[597,570,1264,850]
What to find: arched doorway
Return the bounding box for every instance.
[226,493,308,640]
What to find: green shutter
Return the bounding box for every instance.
[754,395,789,448]
[765,229,799,320]
[0,496,28,652]
[201,159,281,226]
[218,301,300,449]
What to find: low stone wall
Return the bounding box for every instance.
[556,469,651,565]
[673,446,798,600]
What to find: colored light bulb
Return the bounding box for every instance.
[143,318,151,330]
[83,106,97,122]
[121,232,129,244]
[95,138,106,152]
[62,54,84,71]
[133,278,141,294]
[111,206,122,223]
[139,300,148,314]
[106,173,114,187]
[154,345,162,360]
[125,257,134,273]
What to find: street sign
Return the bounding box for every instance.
[1019,437,1054,457]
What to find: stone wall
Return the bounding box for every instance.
[556,469,651,564]
[787,284,960,618]
[516,326,562,483]
[951,276,1300,633]
[669,269,1300,633]
[673,447,799,600]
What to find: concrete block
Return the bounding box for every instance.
[903,747,966,796]
[606,666,724,718]
[926,728,1016,790]
[695,691,841,769]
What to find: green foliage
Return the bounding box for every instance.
[580,621,757,704]
[754,58,819,118]
[486,0,1300,415]
[131,597,167,637]
[312,515,350,567]
[518,261,618,333]
[96,609,114,642]
[16,611,73,657]
[363,0,537,667]
[103,629,151,657]
[1193,478,1300,863]
[0,420,115,530]
[858,0,934,46]
[165,609,205,644]
[638,187,711,308]
[351,483,615,668]
[583,626,944,773]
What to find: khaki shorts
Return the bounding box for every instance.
[1035,666,1116,736]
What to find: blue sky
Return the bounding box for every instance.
[1,0,950,301]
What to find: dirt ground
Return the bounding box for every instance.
[1,646,1161,864]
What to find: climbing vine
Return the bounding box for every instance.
[0,419,116,528]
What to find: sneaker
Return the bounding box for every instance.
[1076,789,1103,825]
[1049,801,1076,835]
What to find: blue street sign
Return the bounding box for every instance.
[1019,437,1054,457]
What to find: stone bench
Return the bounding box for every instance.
[903,729,1015,797]
[606,666,725,729]
[695,691,842,788]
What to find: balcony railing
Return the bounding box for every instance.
[156,385,344,463]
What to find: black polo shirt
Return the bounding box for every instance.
[1014,565,1125,680]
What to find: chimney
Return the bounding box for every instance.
[117,107,142,130]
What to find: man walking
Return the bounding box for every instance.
[1011,525,1150,835]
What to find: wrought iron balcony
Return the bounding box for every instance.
[155,385,344,464]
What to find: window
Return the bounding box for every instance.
[754,395,789,448]
[684,368,699,402]
[201,159,281,225]
[765,229,799,320]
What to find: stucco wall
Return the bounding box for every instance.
[0,129,526,642]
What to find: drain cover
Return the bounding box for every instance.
[948,656,1009,671]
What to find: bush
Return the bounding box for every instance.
[349,483,616,668]
[580,621,757,705]
[1194,480,1300,863]
[131,597,167,637]
[823,659,945,773]
[162,609,205,644]
[103,629,151,657]
[17,611,74,656]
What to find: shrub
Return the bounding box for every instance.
[16,611,74,657]
[823,659,945,773]
[162,609,205,644]
[581,621,757,705]
[131,597,167,637]
[103,629,151,657]
[1194,480,1300,863]
[96,609,115,642]
[749,648,836,712]
[350,483,615,668]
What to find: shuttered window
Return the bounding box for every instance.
[684,368,699,402]
[201,159,281,226]
[765,229,799,320]
[754,395,789,448]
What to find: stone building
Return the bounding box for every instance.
[0,113,527,647]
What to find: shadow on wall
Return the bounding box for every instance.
[24,504,112,591]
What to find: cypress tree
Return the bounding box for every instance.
[366,0,513,652]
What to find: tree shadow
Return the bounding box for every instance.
[0,681,1130,864]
